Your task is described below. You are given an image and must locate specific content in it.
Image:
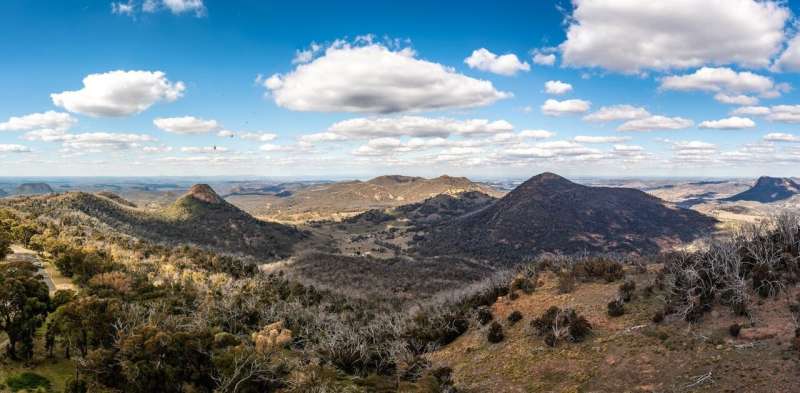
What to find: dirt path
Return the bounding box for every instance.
[6,245,76,294]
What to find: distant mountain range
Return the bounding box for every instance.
[15,182,54,195]
[416,172,718,262]
[723,176,800,203]
[242,174,502,221]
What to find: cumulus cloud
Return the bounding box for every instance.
[111,1,135,15]
[532,51,556,66]
[180,146,228,153]
[25,130,154,152]
[660,67,786,97]
[0,144,32,153]
[764,132,800,142]
[325,116,514,139]
[51,70,185,117]
[505,140,601,159]
[464,48,530,76]
[559,0,789,73]
[262,40,510,113]
[239,132,278,142]
[298,132,348,144]
[713,93,759,106]
[153,116,220,134]
[160,0,205,15]
[541,99,590,116]
[698,116,755,129]
[730,106,771,116]
[583,105,649,122]
[352,137,461,156]
[765,105,800,123]
[574,135,631,143]
[519,129,555,139]
[618,115,693,131]
[0,111,76,131]
[544,80,573,95]
[773,35,800,72]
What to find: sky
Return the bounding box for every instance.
[3,0,800,179]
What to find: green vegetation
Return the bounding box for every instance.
[4,372,51,392]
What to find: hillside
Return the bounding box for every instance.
[15,182,54,195]
[417,172,718,262]
[724,176,800,203]
[239,174,502,221]
[4,184,303,259]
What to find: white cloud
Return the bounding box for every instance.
[239,132,278,142]
[162,0,205,16]
[180,146,228,153]
[153,116,220,134]
[519,129,555,139]
[464,48,530,76]
[583,105,649,122]
[505,140,600,159]
[713,93,759,106]
[560,0,789,73]
[24,131,154,152]
[326,116,514,139]
[51,70,185,117]
[262,41,510,113]
[544,80,573,95]
[763,132,800,142]
[111,1,135,15]
[698,116,755,129]
[574,135,631,144]
[773,35,800,72]
[618,115,693,131]
[298,132,348,144]
[541,99,591,116]
[613,144,644,152]
[660,67,784,97]
[0,144,31,153]
[730,106,771,116]
[532,52,556,66]
[217,130,235,138]
[259,143,293,152]
[766,105,800,123]
[293,43,322,64]
[0,111,76,131]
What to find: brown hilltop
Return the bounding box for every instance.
[417,172,718,263]
[186,184,225,204]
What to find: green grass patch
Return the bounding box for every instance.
[4,372,51,392]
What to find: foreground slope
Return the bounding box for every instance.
[418,172,717,261]
[4,184,302,259]
[724,176,800,203]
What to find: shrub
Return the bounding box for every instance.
[531,306,591,346]
[476,306,493,325]
[557,270,576,293]
[507,311,523,325]
[652,311,664,324]
[64,378,88,393]
[5,372,51,392]
[573,257,625,282]
[511,275,535,294]
[729,323,741,337]
[487,322,504,343]
[607,298,625,317]
[619,280,636,302]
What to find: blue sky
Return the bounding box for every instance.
[3,0,800,178]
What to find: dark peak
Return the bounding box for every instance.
[519,172,578,189]
[186,184,224,204]
[754,176,798,186]
[432,175,470,183]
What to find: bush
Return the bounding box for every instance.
[476,306,493,325]
[652,310,664,324]
[64,378,88,393]
[573,257,625,282]
[511,275,535,294]
[557,270,576,293]
[729,323,741,337]
[5,372,51,392]
[619,280,636,302]
[487,322,504,343]
[531,306,591,347]
[607,298,625,317]
[507,311,523,325]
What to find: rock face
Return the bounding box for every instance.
[417,172,718,263]
[186,184,225,204]
[15,182,54,195]
[724,176,800,203]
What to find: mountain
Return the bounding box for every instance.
[723,176,800,203]
[247,175,502,222]
[15,182,54,195]
[416,172,717,262]
[4,184,303,259]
